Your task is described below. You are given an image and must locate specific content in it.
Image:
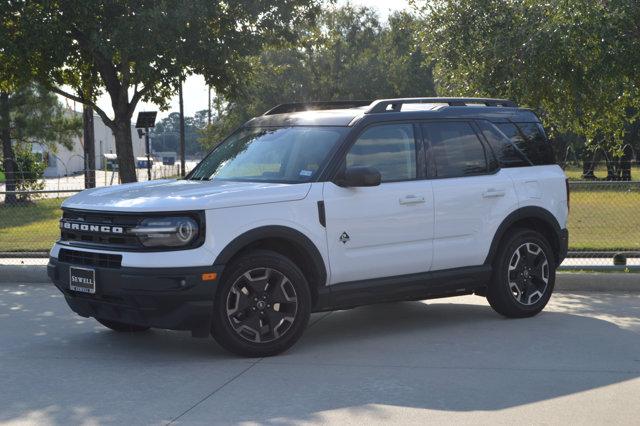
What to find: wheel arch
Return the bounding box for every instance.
[485,206,563,265]
[214,226,328,302]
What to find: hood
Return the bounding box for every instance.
[62,179,312,212]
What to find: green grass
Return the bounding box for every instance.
[0,197,64,252]
[568,189,640,251]
[0,171,5,183]
[563,165,640,181]
[0,188,639,252]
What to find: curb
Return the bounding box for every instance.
[554,272,640,292]
[1,265,639,292]
[1,265,49,283]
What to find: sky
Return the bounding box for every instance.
[58,0,412,122]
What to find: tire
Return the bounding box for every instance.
[486,228,556,318]
[211,250,311,357]
[96,318,150,332]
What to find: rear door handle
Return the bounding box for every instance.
[483,188,506,198]
[399,195,426,205]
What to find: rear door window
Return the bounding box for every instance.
[422,122,488,178]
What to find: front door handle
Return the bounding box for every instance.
[483,188,506,198]
[399,195,426,205]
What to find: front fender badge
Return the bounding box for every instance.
[339,232,350,244]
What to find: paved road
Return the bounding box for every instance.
[1,283,639,425]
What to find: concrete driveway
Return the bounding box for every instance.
[1,283,639,425]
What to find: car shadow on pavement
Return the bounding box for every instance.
[207,297,640,423]
[0,284,230,361]
[1,287,639,424]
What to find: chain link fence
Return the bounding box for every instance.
[563,181,640,270]
[1,154,198,261]
[1,174,639,269]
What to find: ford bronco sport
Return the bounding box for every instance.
[49,98,569,357]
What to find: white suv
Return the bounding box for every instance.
[48,98,569,357]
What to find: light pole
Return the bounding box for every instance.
[208,86,211,125]
[135,111,157,181]
[179,80,186,178]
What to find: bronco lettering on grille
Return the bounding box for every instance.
[60,220,124,235]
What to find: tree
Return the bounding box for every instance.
[0,7,22,203]
[200,6,435,149]
[1,0,321,182]
[412,0,640,166]
[150,111,209,157]
[0,84,81,204]
[6,85,80,150]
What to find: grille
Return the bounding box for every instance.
[60,210,142,249]
[59,208,204,251]
[58,248,122,269]
[60,230,140,247]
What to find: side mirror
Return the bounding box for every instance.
[336,166,381,187]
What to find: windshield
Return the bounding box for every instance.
[188,126,348,183]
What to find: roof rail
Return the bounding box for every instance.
[263,100,374,115]
[365,97,517,114]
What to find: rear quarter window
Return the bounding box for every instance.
[478,121,530,168]
[494,122,556,166]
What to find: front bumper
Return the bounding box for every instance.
[48,258,223,336]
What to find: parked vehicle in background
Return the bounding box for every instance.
[48,98,569,357]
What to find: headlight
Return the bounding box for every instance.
[129,217,199,248]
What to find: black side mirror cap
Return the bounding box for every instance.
[336,166,382,187]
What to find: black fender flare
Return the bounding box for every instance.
[214,225,327,287]
[484,206,563,265]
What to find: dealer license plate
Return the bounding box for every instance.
[69,266,96,294]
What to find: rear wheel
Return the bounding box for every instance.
[95,318,150,332]
[211,250,311,357]
[487,228,556,318]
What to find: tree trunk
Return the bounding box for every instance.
[0,92,17,204]
[582,149,598,180]
[112,118,137,183]
[83,106,96,188]
[620,144,633,181]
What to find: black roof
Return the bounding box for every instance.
[245,97,540,127]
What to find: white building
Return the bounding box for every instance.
[32,111,145,178]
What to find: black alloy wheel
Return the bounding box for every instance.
[211,250,311,357]
[487,228,556,318]
[225,267,299,343]
[507,242,550,306]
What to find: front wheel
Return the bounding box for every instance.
[487,228,556,318]
[211,250,311,357]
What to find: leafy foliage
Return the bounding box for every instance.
[412,0,640,156]
[1,0,322,182]
[12,146,45,200]
[150,111,208,157]
[200,6,435,149]
[0,84,81,203]
[7,84,81,152]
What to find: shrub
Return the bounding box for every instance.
[13,148,45,201]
